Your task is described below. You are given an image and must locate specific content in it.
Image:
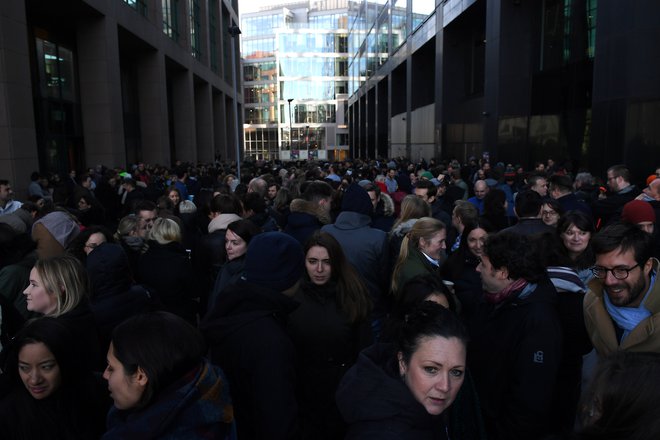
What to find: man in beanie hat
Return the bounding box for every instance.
[622,200,656,234]
[322,184,388,333]
[202,232,304,440]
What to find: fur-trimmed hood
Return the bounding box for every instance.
[389,218,418,238]
[289,198,331,225]
[208,213,242,233]
[378,192,395,217]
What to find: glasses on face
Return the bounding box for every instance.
[84,242,100,251]
[542,210,558,217]
[591,263,640,280]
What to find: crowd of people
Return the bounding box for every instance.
[1,155,660,439]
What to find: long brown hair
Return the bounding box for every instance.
[303,231,372,323]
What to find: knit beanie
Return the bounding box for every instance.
[341,183,373,216]
[622,200,656,224]
[243,232,304,292]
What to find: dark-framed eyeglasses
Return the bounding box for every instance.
[591,264,640,280]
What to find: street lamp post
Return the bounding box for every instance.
[287,98,293,150]
[229,25,241,180]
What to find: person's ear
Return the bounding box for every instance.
[397,352,407,377]
[134,366,149,387]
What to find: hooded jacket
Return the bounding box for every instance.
[201,281,299,440]
[467,277,562,440]
[336,343,449,440]
[284,198,331,245]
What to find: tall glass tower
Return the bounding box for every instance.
[241,0,354,161]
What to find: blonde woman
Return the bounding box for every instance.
[23,254,103,369]
[137,217,198,323]
[389,195,432,265]
[391,217,447,296]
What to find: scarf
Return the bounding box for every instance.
[103,360,235,440]
[603,272,656,342]
[484,278,529,304]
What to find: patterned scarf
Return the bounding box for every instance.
[484,278,529,304]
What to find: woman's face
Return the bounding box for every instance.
[305,245,332,286]
[419,230,447,260]
[18,342,61,400]
[168,190,180,206]
[398,336,466,416]
[541,204,560,227]
[225,229,248,261]
[103,343,146,410]
[561,223,591,258]
[466,228,487,258]
[23,268,58,315]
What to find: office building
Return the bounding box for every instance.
[348,0,660,179]
[241,0,351,161]
[0,0,242,191]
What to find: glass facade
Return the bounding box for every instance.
[241,1,353,160]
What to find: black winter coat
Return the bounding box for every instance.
[287,281,372,440]
[137,240,198,324]
[201,281,300,440]
[336,343,449,440]
[467,277,562,440]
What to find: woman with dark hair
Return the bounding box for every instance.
[207,219,261,309]
[557,211,596,284]
[391,217,447,297]
[480,188,509,231]
[442,221,491,322]
[569,351,660,440]
[336,301,468,439]
[166,186,182,215]
[541,199,564,228]
[287,231,372,439]
[0,318,109,439]
[102,312,235,439]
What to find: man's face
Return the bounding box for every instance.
[414,187,434,204]
[594,248,651,308]
[367,191,379,209]
[388,169,396,179]
[138,210,157,237]
[474,182,488,200]
[531,178,548,197]
[436,185,447,197]
[0,184,13,202]
[82,177,92,189]
[476,254,509,293]
[643,180,660,201]
[606,171,622,192]
[268,185,278,200]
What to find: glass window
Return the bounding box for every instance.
[244,83,278,104]
[392,0,408,51]
[244,62,277,82]
[242,38,276,58]
[279,57,346,77]
[280,80,337,100]
[162,0,180,41]
[412,0,434,31]
[123,0,147,16]
[209,3,218,71]
[190,0,202,59]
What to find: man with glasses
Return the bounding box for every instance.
[592,164,640,228]
[584,222,660,355]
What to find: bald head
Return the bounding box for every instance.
[474,180,489,200]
